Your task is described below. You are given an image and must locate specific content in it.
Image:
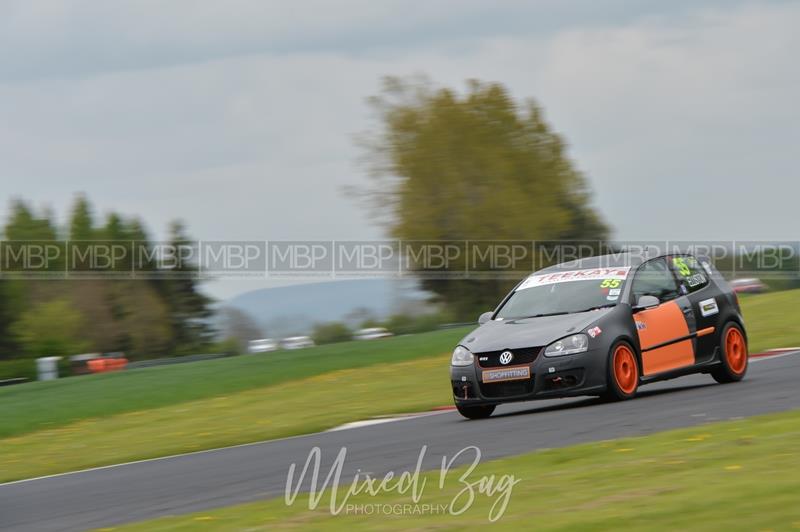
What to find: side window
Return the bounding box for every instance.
[631,258,680,304]
[671,255,709,294]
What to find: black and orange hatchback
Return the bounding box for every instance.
[450,252,747,419]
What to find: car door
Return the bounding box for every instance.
[670,255,718,364]
[630,257,695,376]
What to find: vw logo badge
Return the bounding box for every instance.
[499,351,514,365]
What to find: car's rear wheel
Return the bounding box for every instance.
[604,341,640,400]
[711,322,748,383]
[456,404,496,420]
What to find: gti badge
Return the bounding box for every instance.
[499,351,514,365]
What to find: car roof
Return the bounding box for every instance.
[535,251,673,274]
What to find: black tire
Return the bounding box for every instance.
[456,403,496,420]
[711,322,748,383]
[602,340,640,401]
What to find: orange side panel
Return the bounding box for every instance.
[642,339,694,375]
[635,301,690,349]
[635,301,694,376]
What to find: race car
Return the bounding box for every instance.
[450,252,748,419]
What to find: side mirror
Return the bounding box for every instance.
[478,311,493,324]
[633,295,660,312]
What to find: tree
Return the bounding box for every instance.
[0,200,61,358]
[0,197,212,360]
[360,77,610,318]
[311,322,352,345]
[12,299,89,357]
[152,221,215,353]
[69,194,95,240]
[5,200,59,241]
[0,282,20,358]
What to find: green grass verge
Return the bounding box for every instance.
[108,408,800,531]
[0,327,469,439]
[739,289,800,353]
[0,353,453,483]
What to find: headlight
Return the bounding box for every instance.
[451,345,474,366]
[544,334,589,357]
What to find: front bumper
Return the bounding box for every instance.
[450,348,608,405]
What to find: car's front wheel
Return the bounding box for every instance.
[603,341,640,400]
[456,403,496,420]
[711,322,748,383]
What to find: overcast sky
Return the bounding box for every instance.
[1,0,798,299]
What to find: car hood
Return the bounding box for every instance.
[459,309,613,353]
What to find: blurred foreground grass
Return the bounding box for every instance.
[0,353,452,482]
[110,408,800,531]
[0,327,469,439]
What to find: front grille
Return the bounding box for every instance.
[479,379,535,398]
[476,347,542,368]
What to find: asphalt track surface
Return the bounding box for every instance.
[2,352,799,531]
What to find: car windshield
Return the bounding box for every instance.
[495,267,631,319]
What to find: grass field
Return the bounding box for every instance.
[110,408,800,531]
[0,327,469,439]
[0,290,798,484]
[0,353,453,483]
[738,290,800,353]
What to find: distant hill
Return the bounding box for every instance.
[224,279,429,336]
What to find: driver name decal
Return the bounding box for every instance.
[517,267,631,290]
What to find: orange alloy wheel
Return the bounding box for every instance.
[613,344,638,394]
[725,326,747,375]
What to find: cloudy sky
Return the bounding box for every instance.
[2,0,798,299]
